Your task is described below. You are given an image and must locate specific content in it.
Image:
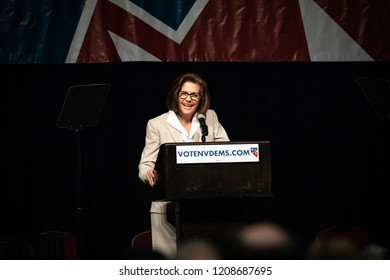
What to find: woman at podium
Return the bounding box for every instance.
[138,72,230,187]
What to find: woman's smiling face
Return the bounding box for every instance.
[177,81,201,119]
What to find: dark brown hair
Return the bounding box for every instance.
[166,72,210,114]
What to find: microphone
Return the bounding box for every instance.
[197,113,208,136]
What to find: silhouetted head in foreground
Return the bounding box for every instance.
[224,222,302,259]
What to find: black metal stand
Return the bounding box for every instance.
[71,127,85,258]
[69,127,83,212]
[56,83,110,259]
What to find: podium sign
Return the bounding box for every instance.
[176,143,260,164]
[155,141,272,199]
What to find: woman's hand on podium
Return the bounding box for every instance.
[146,169,158,187]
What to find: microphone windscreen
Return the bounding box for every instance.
[197,113,206,120]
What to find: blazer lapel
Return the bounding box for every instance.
[166,123,184,142]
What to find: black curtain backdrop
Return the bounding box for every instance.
[2,62,390,259]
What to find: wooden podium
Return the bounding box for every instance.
[150,141,272,257]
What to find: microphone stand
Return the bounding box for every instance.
[200,123,208,142]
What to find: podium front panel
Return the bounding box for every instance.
[155,141,272,199]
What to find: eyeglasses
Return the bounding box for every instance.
[179,91,202,100]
